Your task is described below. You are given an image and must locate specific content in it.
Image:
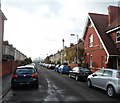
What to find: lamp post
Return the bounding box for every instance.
[71,34,79,64]
[61,39,64,64]
[62,39,65,50]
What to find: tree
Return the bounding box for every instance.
[21,57,32,66]
[78,48,84,64]
[64,43,84,64]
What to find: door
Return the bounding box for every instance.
[98,70,113,89]
[91,69,104,87]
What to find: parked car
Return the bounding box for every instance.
[54,64,61,72]
[11,65,39,89]
[69,67,92,81]
[48,64,55,69]
[87,68,120,97]
[58,65,71,74]
[30,63,37,68]
[26,64,38,72]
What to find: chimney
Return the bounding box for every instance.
[108,5,120,26]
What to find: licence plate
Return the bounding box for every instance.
[20,82,29,85]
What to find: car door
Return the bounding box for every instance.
[69,67,75,77]
[72,67,78,77]
[98,70,113,89]
[75,67,79,76]
[91,69,104,87]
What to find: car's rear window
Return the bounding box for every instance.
[116,72,120,78]
[16,68,35,74]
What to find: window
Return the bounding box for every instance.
[90,55,92,67]
[95,69,104,76]
[101,56,104,68]
[116,31,120,43]
[89,34,93,47]
[103,70,112,77]
[100,42,103,49]
[116,72,120,78]
[16,69,34,74]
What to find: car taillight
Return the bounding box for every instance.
[84,73,86,76]
[32,73,37,78]
[12,74,17,78]
[78,72,81,74]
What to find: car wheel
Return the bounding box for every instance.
[11,85,15,90]
[34,81,39,89]
[35,84,39,89]
[107,86,115,97]
[87,79,92,88]
[69,74,71,78]
[75,76,79,81]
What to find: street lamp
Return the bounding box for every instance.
[61,39,65,64]
[62,39,65,49]
[71,34,79,64]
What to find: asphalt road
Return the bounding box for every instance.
[2,65,120,102]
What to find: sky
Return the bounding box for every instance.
[1,0,119,60]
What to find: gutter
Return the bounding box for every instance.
[106,26,120,34]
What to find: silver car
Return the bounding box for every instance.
[87,68,120,97]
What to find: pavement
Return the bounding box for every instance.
[0,74,12,101]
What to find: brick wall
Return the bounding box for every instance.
[84,22,108,72]
[110,32,120,52]
[2,60,21,76]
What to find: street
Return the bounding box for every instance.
[2,64,120,102]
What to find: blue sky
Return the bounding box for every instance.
[1,0,119,60]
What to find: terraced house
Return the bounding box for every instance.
[83,5,120,71]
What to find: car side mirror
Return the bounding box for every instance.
[92,74,97,77]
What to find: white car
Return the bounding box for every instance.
[87,68,120,97]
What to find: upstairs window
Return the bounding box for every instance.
[90,55,92,68]
[116,31,120,43]
[101,56,104,68]
[89,34,93,47]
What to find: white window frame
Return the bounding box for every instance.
[89,34,93,47]
[90,55,92,68]
[116,31,120,43]
[101,56,104,68]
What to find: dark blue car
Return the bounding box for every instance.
[58,65,71,74]
[11,65,39,89]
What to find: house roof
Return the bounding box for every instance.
[84,13,119,55]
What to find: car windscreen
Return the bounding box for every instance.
[16,68,35,74]
[79,68,90,72]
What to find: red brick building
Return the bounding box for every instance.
[83,5,120,71]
